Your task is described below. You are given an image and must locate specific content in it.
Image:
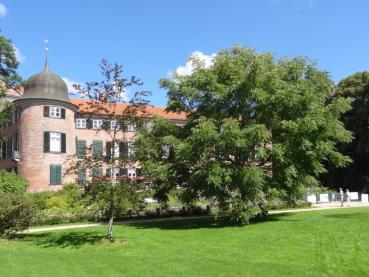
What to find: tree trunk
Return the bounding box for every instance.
[107,205,114,241]
[107,182,115,241]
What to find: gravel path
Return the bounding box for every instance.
[22,202,369,234]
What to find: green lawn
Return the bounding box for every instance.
[1,208,369,277]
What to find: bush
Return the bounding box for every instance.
[0,170,28,195]
[0,193,34,236]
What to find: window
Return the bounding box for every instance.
[110,120,120,130]
[76,118,86,129]
[92,140,103,159]
[50,164,62,185]
[44,132,66,153]
[76,140,86,159]
[93,119,102,129]
[127,123,136,132]
[106,141,120,159]
[143,121,153,131]
[92,168,103,178]
[50,107,61,118]
[77,167,86,185]
[50,132,61,152]
[44,106,65,119]
[128,168,136,178]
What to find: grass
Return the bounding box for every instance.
[1,208,369,276]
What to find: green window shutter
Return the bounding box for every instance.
[106,141,112,160]
[76,140,86,159]
[106,168,112,178]
[50,164,62,185]
[77,167,86,185]
[93,140,103,159]
[119,142,129,158]
[61,108,66,119]
[44,106,50,117]
[61,133,66,153]
[93,168,103,177]
[44,132,50,153]
[87,119,93,129]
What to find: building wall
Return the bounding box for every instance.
[1,100,184,192]
[18,103,76,192]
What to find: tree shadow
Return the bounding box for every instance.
[13,230,108,249]
[124,213,296,230]
[323,213,364,219]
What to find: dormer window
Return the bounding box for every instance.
[44,106,66,119]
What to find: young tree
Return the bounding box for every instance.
[68,59,150,240]
[135,46,352,223]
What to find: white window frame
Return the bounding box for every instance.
[76,118,87,129]
[111,120,120,130]
[50,107,61,118]
[92,119,103,129]
[128,168,136,178]
[128,142,134,157]
[127,123,136,132]
[50,132,61,152]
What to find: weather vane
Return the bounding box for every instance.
[44,38,49,56]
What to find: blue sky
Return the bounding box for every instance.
[1,0,369,107]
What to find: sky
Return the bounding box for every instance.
[1,0,369,107]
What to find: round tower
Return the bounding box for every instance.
[14,59,77,192]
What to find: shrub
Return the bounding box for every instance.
[0,170,28,195]
[0,193,34,236]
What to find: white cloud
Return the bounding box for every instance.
[62,77,83,95]
[0,3,7,17]
[12,45,26,63]
[171,51,216,77]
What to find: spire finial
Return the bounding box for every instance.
[43,38,49,71]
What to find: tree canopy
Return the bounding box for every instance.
[0,32,21,90]
[135,46,352,223]
[321,71,369,192]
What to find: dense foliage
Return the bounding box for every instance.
[0,32,22,135]
[135,46,352,223]
[321,71,369,191]
[0,193,34,237]
[0,170,32,236]
[0,170,28,194]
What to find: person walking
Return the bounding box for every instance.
[345,189,351,207]
[339,188,344,207]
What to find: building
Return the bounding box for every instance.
[0,59,186,192]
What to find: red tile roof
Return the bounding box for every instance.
[71,98,186,121]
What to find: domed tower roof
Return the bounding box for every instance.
[22,60,70,103]
[14,57,76,110]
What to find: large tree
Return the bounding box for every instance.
[135,46,352,223]
[68,59,150,240]
[0,32,22,136]
[321,71,369,192]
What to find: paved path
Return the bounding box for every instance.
[269,201,369,214]
[23,202,369,234]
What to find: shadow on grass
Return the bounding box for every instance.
[13,230,108,249]
[124,213,296,230]
[323,213,365,219]
[7,214,296,248]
